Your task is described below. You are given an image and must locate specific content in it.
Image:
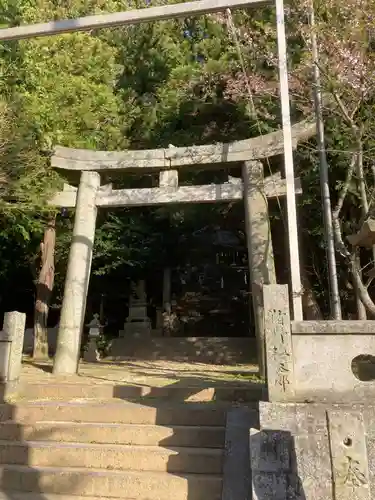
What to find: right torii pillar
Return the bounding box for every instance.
[242,160,276,377]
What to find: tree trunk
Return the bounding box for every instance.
[301,271,323,320]
[355,250,367,319]
[33,216,56,360]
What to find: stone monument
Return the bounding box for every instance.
[119,280,151,338]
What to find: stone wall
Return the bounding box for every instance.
[221,285,375,500]
[263,284,375,403]
[256,402,372,499]
[292,332,375,402]
[23,328,256,365]
[109,337,256,365]
[223,402,373,500]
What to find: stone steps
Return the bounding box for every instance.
[0,394,227,499]
[0,465,223,500]
[0,421,225,447]
[0,440,223,474]
[0,400,227,426]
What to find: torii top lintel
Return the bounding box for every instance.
[0,0,269,42]
[52,118,315,172]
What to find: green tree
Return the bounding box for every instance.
[0,0,132,355]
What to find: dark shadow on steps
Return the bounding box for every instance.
[111,382,262,500]
[221,406,259,500]
[107,394,306,500]
[0,385,84,500]
[218,407,307,500]
[16,359,267,500]
[23,360,53,374]
[113,379,267,403]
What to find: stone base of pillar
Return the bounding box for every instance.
[119,320,152,339]
[83,337,100,363]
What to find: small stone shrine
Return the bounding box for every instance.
[119,280,151,338]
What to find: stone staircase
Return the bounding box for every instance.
[0,382,227,500]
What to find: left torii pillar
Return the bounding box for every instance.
[53,171,100,375]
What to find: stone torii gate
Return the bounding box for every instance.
[0,0,317,375]
[50,119,314,375]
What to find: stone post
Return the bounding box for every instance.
[162,267,172,336]
[242,161,276,377]
[53,171,100,375]
[263,284,295,402]
[250,428,291,499]
[327,410,370,500]
[3,311,26,382]
[162,267,172,315]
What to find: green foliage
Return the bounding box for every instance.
[0,0,374,319]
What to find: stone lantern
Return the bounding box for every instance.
[83,313,103,363]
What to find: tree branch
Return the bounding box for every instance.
[332,153,356,257]
[350,252,375,316]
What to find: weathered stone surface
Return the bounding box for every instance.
[292,433,332,499]
[252,471,288,500]
[0,0,277,42]
[53,171,100,375]
[355,405,375,490]
[159,170,178,189]
[263,285,295,401]
[259,403,333,500]
[259,402,299,434]
[291,321,375,335]
[293,405,328,436]
[260,402,328,436]
[51,118,315,171]
[83,338,100,362]
[243,162,276,376]
[0,340,10,382]
[365,436,375,493]
[50,182,112,208]
[119,323,152,339]
[50,175,302,208]
[250,429,291,500]
[3,311,26,382]
[119,280,151,338]
[250,429,291,473]
[327,410,370,499]
[358,405,375,437]
[292,334,375,402]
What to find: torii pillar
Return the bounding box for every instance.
[242,160,276,377]
[53,171,100,375]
